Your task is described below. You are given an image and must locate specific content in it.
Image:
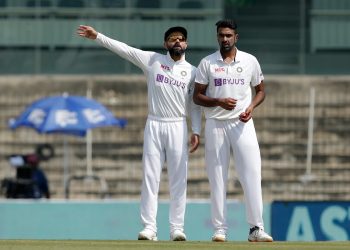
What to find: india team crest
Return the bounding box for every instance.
[181,71,187,77]
[236,67,243,73]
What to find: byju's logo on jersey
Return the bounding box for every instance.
[156,74,186,89]
[156,74,164,82]
[214,79,222,86]
[214,78,245,86]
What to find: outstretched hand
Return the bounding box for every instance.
[77,25,98,40]
[189,134,200,153]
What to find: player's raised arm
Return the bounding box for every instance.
[76,25,154,72]
[77,25,97,40]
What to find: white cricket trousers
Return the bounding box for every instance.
[205,118,264,231]
[140,116,188,233]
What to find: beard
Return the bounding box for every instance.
[220,43,235,52]
[168,44,185,57]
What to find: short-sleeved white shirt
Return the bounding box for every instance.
[195,49,264,120]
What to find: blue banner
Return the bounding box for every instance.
[271,201,350,241]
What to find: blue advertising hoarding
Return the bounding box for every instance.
[271,201,350,241]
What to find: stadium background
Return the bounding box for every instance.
[0,0,349,241]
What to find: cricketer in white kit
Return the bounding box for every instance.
[77,25,201,241]
[193,20,273,242]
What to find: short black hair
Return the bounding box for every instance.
[164,26,187,41]
[215,19,238,33]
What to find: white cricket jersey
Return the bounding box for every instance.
[195,49,264,120]
[96,33,201,134]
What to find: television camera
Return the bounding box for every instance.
[2,144,54,199]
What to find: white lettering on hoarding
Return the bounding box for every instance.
[286,206,315,241]
[320,206,347,240]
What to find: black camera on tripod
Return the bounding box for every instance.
[2,144,54,199]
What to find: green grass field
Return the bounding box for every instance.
[0,240,349,250]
